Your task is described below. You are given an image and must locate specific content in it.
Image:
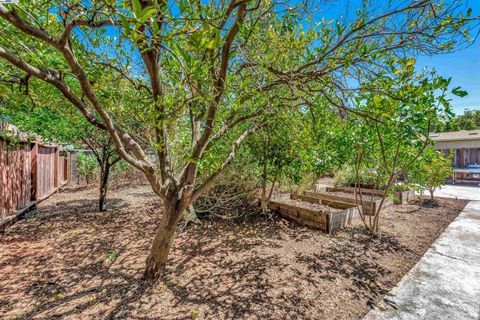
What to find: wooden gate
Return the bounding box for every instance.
[36,146,58,200]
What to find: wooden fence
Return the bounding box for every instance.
[0,121,75,225]
[35,145,59,200]
[0,139,33,218]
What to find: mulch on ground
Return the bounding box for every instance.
[0,184,468,319]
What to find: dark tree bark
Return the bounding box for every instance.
[83,136,119,212]
[98,161,112,212]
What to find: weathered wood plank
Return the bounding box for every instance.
[327,186,415,205]
[304,190,394,216]
[0,139,33,219]
[270,196,361,234]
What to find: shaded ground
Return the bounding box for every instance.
[0,185,468,319]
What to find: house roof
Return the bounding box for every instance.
[429,129,480,142]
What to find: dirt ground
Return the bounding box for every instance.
[0,184,468,320]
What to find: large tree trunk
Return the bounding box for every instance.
[143,199,184,280]
[98,163,111,212]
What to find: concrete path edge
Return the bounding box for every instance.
[364,196,480,320]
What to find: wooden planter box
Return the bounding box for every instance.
[326,186,415,205]
[269,194,361,234]
[304,189,394,216]
[394,189,415,205]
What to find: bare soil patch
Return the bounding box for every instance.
[0,185,468,319]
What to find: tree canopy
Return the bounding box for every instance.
[435,109,480,131]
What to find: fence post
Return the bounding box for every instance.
[0,138,5,217]
[30,142,38,201]
[54,147,59,189]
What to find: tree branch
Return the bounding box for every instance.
[191,123,263,202]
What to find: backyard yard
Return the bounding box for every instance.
[0,1,479,319]
[0,182,468,319]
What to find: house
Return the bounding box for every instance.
[429,129,480,183]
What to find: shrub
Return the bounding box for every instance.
[333,164,385,188]
[410,148,453,201]
[76,151,98,185]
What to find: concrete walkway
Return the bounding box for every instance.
[431,183,480,201]
[364,185,480,320]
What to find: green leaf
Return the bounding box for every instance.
[152,20,160,34]
[205,33,221,49]
[120,16,130,34]
[140,6,157,23]
[452,87,468,97]
[132,0,142,17]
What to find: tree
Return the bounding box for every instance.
[449,109,480,131]
[251,102,349,210]
[0,0,476,279]
[346,69,461,234]
[81,128,121,212]
[410,147,453,201]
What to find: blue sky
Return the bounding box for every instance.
[417,43,480,116]
[315,1,480,116]
[416,0,480,115]
[415,0,480,115]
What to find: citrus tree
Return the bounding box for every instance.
[409,147,453,201]
[346,67,463,234]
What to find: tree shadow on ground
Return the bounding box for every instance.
[295,226,410,304]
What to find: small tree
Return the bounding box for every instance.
[254,119,311,211]
[82,131,121,212]
[411,148,453,201]
[346,69,461,235]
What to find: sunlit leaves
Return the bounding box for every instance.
[452,86,468,97]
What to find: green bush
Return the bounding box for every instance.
[408,148,452,200]
[333,164,384,188]
[76,151,99,184]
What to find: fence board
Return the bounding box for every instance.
[0,138,33,219]
[36,146,58,200]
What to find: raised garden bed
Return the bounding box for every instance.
[269,193,360,233]
[304,188,394,216]
[324,186,415,205]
